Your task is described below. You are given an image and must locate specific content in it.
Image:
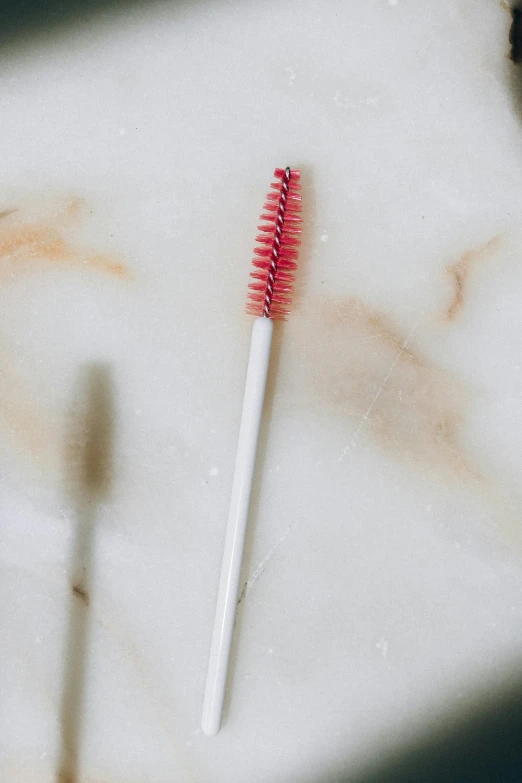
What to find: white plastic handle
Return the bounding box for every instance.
[201,316,274,737]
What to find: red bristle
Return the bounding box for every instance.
[245,167,302,320]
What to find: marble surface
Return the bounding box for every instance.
[1,1,522,781]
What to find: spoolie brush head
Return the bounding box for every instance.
[246,166,302,320]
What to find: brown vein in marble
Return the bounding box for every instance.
[306,296,480,484]
[93,595,200,782]
[0,221,128,279]
[0,198,130,468]
[445,235,502,321]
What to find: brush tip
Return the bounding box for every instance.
[245,167,302,320]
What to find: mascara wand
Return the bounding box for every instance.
[202,167,302,736]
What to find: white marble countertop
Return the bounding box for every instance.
[1,1,522,781]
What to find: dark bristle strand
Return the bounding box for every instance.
[245,167,302,320]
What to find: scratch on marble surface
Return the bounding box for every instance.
[238,521,298,605]
[284,65,297,87]
[376,637,389,657]
[445,235,502,321]
[338,318,421,462]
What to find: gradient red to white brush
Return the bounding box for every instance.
[246,167,302,320]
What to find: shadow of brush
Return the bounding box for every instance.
[57,364,114,783]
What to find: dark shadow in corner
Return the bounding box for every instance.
[224,165,314,727]
[57,364,114,783]
[303,666,522,783]
[507,3,522,122]
[0,0,208,52]
[0,0,144,49]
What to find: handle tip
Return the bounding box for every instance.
[201,712,221,737]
